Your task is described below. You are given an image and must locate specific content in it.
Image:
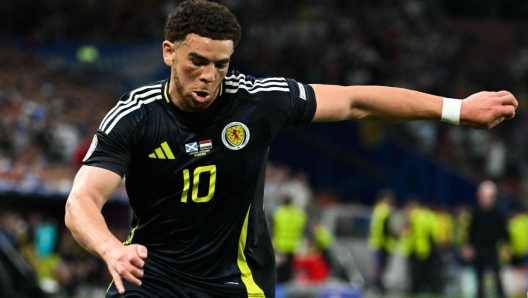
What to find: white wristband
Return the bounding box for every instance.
[441,97,462,125]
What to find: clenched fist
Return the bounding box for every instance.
[461,91,518,129]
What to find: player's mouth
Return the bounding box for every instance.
[191,90,211,103]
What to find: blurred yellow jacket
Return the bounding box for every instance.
[369,202,395,252]
[454,210,471,247]
[434,211,454,247]
[314,224,333,250]
[404,207,435,260]
[272,205,307,254]
[508,213,528,258]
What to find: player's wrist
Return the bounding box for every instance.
[441,97,462,125]
[99,237,124,261]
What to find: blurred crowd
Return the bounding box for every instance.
[0,48,130,196]
[369,182,528,297]
[265,163,337,290]
[0,209,130,297]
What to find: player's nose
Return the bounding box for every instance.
[199,64,215,84]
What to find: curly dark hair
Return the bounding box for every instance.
[165,0,241,47]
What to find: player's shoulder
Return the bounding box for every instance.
[224,70,291,97]
[98,80,165,135]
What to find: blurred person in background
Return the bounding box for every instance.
[311,219,334,274]
[452,204,473,295]
[63,0,518,297]
[21,219,61,295]
[263,163,290,217]
[454,205,472,260]
[0,211,46,298]
[431,204,455,295]
[368,189,396,294]
[280,170,313,212]
[465,180,509,298]
[272,195,307,284]
[402,200,439,295]
[508,207,528,267]
[0,211,21,250]
[507,206,528,295]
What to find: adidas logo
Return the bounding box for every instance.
[149,142,175,159]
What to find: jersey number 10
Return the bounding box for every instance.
[181,165,216,203]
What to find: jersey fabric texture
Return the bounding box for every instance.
[84,70,317,298]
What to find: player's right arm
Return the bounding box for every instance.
[310,85,517,129]
[65,165,147,294]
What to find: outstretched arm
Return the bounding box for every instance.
[310,85,517,129]
[65,166,147,294]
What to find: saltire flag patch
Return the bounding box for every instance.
[185,142,198,153]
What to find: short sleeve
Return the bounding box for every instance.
[82,96,136,177]
[259,79,316,135]
[284,79,317,127]
[224,72,316,136]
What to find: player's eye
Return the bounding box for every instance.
[216,64,228,71]
[191,60,206,67]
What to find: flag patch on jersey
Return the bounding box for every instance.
[297,82,306,100]
[185,142,198,153]
[149,141,175,159]
[186,140,211,157]
[199,140,212,150]
[83,135,98,162]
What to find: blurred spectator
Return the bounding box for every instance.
[21,220,61,295]
[0,211,108,297]
[402,200,439,295]
[508,208,528,267]
[368,189,396,295]
[281,171,313,212]
[467,180,509,298]
[431,205,455,295]
[311,220,334,273]
[272,195,307,284]
[454,205,472,262]
[507,207,528,296]
[0,211,22,250]
[263,163,290,215]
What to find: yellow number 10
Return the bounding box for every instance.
[181,165,216,203]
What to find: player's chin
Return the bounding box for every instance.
[186,96,211,111]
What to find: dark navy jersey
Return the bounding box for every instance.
[83,70,317,297]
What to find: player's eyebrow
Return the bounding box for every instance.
[188,52,230,64]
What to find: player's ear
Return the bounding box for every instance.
[162,41,175,66]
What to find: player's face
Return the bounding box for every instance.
[163,33,234,111]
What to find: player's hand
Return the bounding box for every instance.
[460,91,517,129]
[104,244,148,294]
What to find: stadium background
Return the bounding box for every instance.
[1,0,528,297]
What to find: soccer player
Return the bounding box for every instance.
[64,1,518,297]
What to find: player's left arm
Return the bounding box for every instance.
[310,84,517,129]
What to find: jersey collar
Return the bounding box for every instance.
[161,77,227,129]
